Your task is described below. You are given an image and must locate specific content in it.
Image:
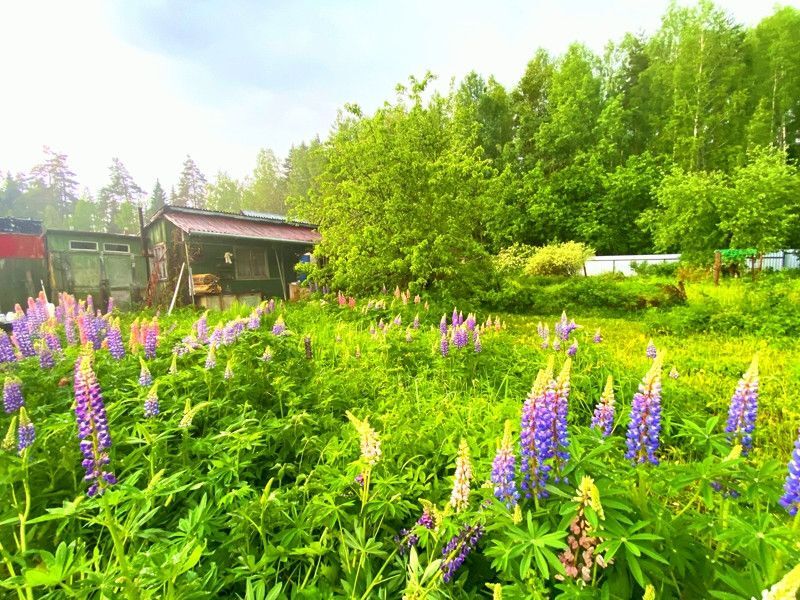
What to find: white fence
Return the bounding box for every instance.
[584,251,800,276]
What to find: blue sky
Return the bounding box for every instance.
[0,0,795,193]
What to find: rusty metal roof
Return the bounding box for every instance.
[163,209,320,244]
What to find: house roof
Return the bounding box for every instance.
[0,217,43,235]
[45,229,140,240]
[151,205,320,244]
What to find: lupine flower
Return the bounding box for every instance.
[205,344,217,369]
[74,351,116,496]
[195,312,209,343]
[591,376,615,437]
[393,314,402,327]
[558,476,606,583]
[412,314,420,329]
[593,328,602,344]
[449,438,472,512]
[451,308,459,328]
[129,319,141,354]
[625,354,664,465]
[224,359,234,380]
[567,340,578,357]
[17,407,35,454]
[553,338,561,352]
[0,331,16,363]
[304,335,313,359]
[106,318,125,359]
[440,314,448,335]
[669,366,679,379]
[12,312,35,357]
[441,524,484,583]
[778,427,800,516]
[550,359,572,480]
[143,384,159,418]
[465,313,476,331]
[272,316,286,336]
[3,377,24,413]
[168,352,178,375]
[261,345,273,362]
[646,339,657,359]
[474,332,482,353]
[541,336,549,350]
[38,341,55,369]
[405,328,413,343]
[555,311,577,341]
[520,364,555,499]
[138,358,152,387]
[43,326,62,354]
[440,335,449,357]
[378,318,385,331]
[725,355,759,455]
[346,411,382,471]
[395,508,436,554]
[537,322,549,344]
[453,326,468,349]
[414,294,421,304]
[492,420,518,508]
[2,416,17,452]
[761,562,800,600]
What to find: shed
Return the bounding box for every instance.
[0,217,47,313]
[143,205,320,308]
[45,229,147,309]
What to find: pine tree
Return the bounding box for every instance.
[150,179,167,214]
[175,155,207,209]
[98,158,144,232]
[29,146,78,225]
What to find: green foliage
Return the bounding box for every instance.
[493,243,536,276]
[525,242,594,277]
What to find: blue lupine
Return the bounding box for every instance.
[520,365,554,499]
[143,385,159,418]
[144,318,158,358]
[3,377,24,413]
[550,359,571,480]
[12,311,35,357]
[205,344,217,369]
[195,312,209,343]
[451,308,459,328]
[38,343,54,369]
[567,340,578,357]
[412,314,420,329]
[440,315,448,335]
[441,524,484,583]
[646,339,657,359]
[593,328,602,344]
[724,356,759,455]
[17,407,35,454]
[272,316,286,336]
[779,427,800,516]
[591,376,615,437]
[247,310,260,330]
[138,358,152,387]
[440,335,449,357]
[0,331,16,363]
[625,355,663,465]
[491,420,518,507]
[474,332,482,353]
[106,318,125,360]
[453,326,468,349]
[74,351,116,496]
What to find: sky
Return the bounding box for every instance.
[0,0,795,194]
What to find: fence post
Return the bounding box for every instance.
[713,251,721,286]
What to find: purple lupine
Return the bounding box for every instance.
[553,338,562,352]
[724,356,759,455]
[405,329,413,343]
[412,314,420,329]
[74,352,116,497]
[440,315,448,335]
[86,295,94,315]
[465,313,476,331]
[393,314,402,327]
[64,314,76,346]
[554,311,575,341]
[17,407,35,454]
[441,524,484,583]
[591,376,615,437]
[12,312,35,357]
[451,308,459,328]
[304,335,313,359]
[646,339,657,359]
[458,311,464,327]
[0,331,17,363]
[625,356,663,465]
[567,340,578,357]
[138,358,152,387]
[272,316,286,336]
[205,344,217,369]
[395,509,436,554]
[453,326,468,349]
[143,385,159,418]
[3,377,24,413]
[261,346,273,362]
[195,312,209,344]
[106,318,125,360]
[144,318,158,359]
[549,359,571,481]
[520,368,554,499]
[106,296,114,315]
[593,328,602,344]
[38,343,55,369]
[43,328,62,353]
[209,324,224,346]
[491,421,518,507]
[474,332,482,353]
[669,366,679,379]
[537,321,549,344]
[247,310,260,330]
[778,427,800,516]
[440,335,449,358]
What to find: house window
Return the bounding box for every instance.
[152,243,168,281]
[103,243,130,253]
[235,247,269,280]
[69,240,98,251]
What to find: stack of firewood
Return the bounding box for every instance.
[192,273,221,295]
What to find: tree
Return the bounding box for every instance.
[114,200,139,234]
[149,179,167,214]
[175,155,207,209]
[206,172,244,213]
[70,189,99,231]
[511,49,554,167]
[29,146,78,226]
[98,158,145,232]
[243,149,286,214]
[284,138,326,214]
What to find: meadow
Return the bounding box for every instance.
[1,283,799,599]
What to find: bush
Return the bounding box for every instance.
[630,260,680,277]
[525,241,594,276]
[492,243,536,276]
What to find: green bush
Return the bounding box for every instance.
[492,243,536,276]
[630,260,680,277]
[525,241,594,276]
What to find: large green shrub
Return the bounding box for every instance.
[524,241,594,276]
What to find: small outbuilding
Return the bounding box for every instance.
[143,205,320,309]
[0,217,47,313]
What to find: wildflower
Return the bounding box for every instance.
[346,411,382,467]
[491,421,518,507]
[440,335,449,357]
[393,314,402,327]
[405,328,413,343]
[450,438,472,512]
[451,308,459,328]
[520,363,555,499]
[168,352,178,375]
[412,314,420,329]
[0,331,16,363]
[208,323,223,346]
[725,355,759,455]
[205,344,217,369]
[224,359,234,380]
[12,312,35,357]
[646,339,657,359]
[555,311,577,341]
[474,332,482,353]
[106,318,125,359]
[625,354,664,465]
[453,326,468,349]
[550,359,572,479]
[395,508,436,554]
[195,312,209,343]
[537,321,549,344]
[38,341,55,369]
[138,358,152,387]
[261,345,273,362]
[129,319,140,354]
[593,328,602,344]
[779,427,800,516]
[74,351,116,496]
[591,376,615,437]
[143,384,159,418]
[3,377,24,413]
[557,476,606,583]
[553,338,562,352]
[761,562,800,600]
[441,524,484,583]
[541,336,549,350]
[2,416,17,452]
[304,335,313,359]
[414,294,421,304]
[17,407,35,454]
[567,340,578,357]
[272,316,287,336]
[43,326,62,354]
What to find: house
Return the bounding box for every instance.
[143,205,320,309]
[0,217,46,313]
[45,229,147,309]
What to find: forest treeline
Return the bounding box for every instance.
[2,2,799,286]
